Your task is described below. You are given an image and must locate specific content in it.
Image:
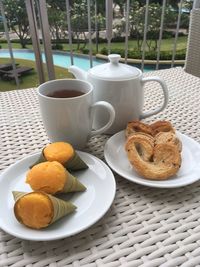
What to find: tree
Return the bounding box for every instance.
[0,16,4,33]
[70,0,105,51]
[47,0,106,52]
[91,12,106,53]
[70,0,89,50]
[3,0,29,48]
[47,2,67,42]
[129,2,177,51]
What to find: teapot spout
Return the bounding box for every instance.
[68,65,87,81]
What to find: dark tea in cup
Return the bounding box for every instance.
[47,89,85,98]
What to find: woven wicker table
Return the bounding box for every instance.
[1,67,200,267]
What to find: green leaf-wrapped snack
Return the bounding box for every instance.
[13,191,76,229]
[31,142,88,171]
[26,161,86,195]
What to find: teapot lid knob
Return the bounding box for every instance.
[88,53,141,80]
[108,54,121,64]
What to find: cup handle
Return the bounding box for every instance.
[90,101,115,136]
[140,76,169,119]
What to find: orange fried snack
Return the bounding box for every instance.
[26,161,86,195]
[31,142,88,171]
[13,191,76,229]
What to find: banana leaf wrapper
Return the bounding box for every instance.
[30,148,88,171]
[63,172,86,193]
[13,191,76,226]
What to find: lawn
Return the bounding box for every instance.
[0,58,73,92]
[79,36,188,52]
[0,36,188,52]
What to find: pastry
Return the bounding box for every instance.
[125,120,182,180]
[31,142,88,171]
[13,191,76,229]
[125,133,181,180]
[125,120,153,138]
[26,161,86,195]
[150,120,175,136]
[154,131,182,152]
[126,132,154,162]
[126,120,175,138]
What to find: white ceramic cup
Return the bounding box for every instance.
[37,79,115,149]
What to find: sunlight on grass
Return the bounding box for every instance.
[0,36,188,53]
[0,58,73,92]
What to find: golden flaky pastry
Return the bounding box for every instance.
[125,120,175,138]
[125,120,182,180]
[125,133,181,180]
[125,120,153,138]
[154,131,182,153]
[150,120,175,136]
[126,132,154,162]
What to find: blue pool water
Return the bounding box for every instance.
[0,50,107,71]
[0,49,161,71]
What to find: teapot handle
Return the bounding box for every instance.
[140,76,169,119]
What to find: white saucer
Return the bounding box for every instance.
[0,151,116,241]
[104,130,200,188]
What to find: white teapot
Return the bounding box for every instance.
[69,54,168,134]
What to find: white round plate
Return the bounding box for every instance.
[0,151,116,241]
[104,130,200,188]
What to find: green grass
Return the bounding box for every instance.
[0,58,73,92]
[77,36,188,52]
[0,36,188,52]
[0,43,33,50]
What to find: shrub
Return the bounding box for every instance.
[100,47,186,60]
[51,43,63,50]
[80,48,90,54]
[162,31,174,39]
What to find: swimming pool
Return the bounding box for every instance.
[0,49,107,71]
[0,49,163,72]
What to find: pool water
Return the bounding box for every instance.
[0,49,159,72]
[0,50,108,71]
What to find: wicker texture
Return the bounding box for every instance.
[185,8,200,78]
[1,67,200,267]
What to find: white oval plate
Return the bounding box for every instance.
[104,130,200,188]
[0,151,116,241]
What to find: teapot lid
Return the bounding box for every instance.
[88,54,141,80]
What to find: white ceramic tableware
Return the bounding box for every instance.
[104,130,200,188]
[37,79,115,149]
[69,54,168,134]
[0,151,116,241]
